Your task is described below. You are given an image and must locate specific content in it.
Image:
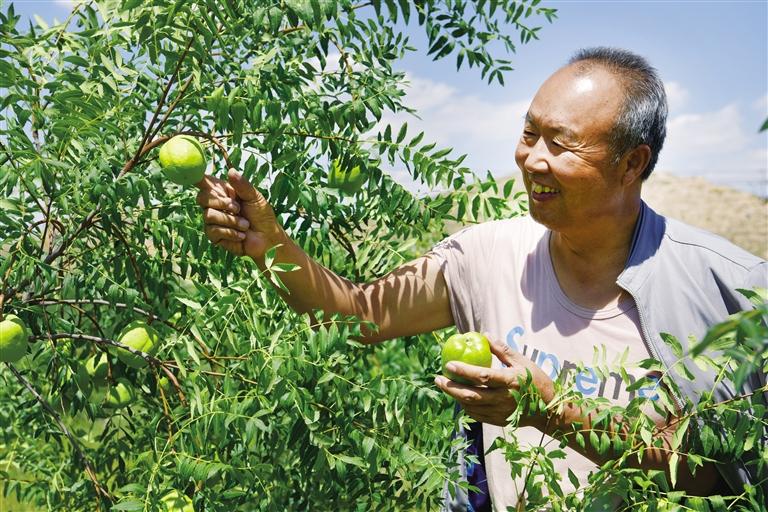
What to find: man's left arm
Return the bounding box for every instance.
[434,338,724,497]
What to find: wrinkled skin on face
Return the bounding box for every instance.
[515,65,644,236]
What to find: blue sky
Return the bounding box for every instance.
[8,0,768,196]
[387,0,768,196]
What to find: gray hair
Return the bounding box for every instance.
[568,47,668,180]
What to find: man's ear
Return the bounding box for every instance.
[621,144,652,186]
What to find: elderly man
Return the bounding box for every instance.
[196,47,767,509]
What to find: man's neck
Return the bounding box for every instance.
[549,202,642,309]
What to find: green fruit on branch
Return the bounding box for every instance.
[115,320,160,369]
[0,314,29,363]
[85,352,109,385]
[328,158,367,194]
[103,379,136,409]
[158,135,207,186]
[160,490,194,512]
[441,331,492,385]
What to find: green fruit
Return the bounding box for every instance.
[441,331,492,385]
[0,315,29,363]
[103,379,135,409]
[85,352,109,385]
[328,159,367,194]
[115,321,160,369]
[160,490,194,512]
[158,135,207,186]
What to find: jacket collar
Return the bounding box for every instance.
[617,201,666,292]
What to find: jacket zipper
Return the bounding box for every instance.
[623,286,685,411]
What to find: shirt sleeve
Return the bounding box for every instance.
[427,224,492,333]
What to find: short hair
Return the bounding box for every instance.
[568,47,668,180]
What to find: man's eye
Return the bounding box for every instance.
[523,131,537,138]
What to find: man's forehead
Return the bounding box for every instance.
[524,111,580,139]
[524,66,623,136]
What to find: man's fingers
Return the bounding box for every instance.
[194,174,217,191]
[205,225,247,243]
[216,240,245,256]
[434,376,509,404]
[490,338,521,368]
[444,361,510,388]
[197,193,241,214]
[203,209,250,231]
[227,169,266,205]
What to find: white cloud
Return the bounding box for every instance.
[664,81,689,112]
[377,73,530,178]
[754,94,768,113]
[658,103,767,174]
[374,74,765,196]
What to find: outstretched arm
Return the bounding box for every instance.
[196,170,454,343]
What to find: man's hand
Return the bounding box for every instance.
[196,169,285,260]
[434,338,554,428]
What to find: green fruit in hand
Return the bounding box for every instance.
[158,135,207,186]
[441,331,492,385]
[328,159,367,194]
[161,490,194,512]
[85,352,109,385]
[0,315,29,363]
[103,379,135,409]
[115,320,160,369]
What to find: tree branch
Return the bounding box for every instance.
[6,363,111,503]
[32,333,187,405]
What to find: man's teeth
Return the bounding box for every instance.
[532,183,559,194]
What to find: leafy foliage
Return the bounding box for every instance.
[493,290,768,511]
[0,0,552,509]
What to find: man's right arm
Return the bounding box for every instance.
[196,170,454,343]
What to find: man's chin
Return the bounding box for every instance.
[529,207,561,231]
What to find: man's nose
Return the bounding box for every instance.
[520,137,550,174]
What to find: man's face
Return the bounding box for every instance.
[515,65,630,233]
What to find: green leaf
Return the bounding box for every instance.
[669,452,679,488]
[396,123,407,144]
[111,500,144,511]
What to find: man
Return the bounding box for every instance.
[196,47,767,509]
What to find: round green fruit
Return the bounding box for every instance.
[158,135,207,186]
[328,159,367,194]
[160,490,194,512]
[115,320,160,369]
[103,379,136,409]
[0,315,29,363]
[85,352,109,385]
[441,331,492,385]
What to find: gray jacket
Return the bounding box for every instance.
[444,202,768,510]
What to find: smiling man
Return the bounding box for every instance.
[195,47,767,510]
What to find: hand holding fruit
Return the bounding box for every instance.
[435,334,554,428]
[196,169,286,260]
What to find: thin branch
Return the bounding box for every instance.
[32,333,187,405]
[119,34,196,180]
[6,363,111,503]
[99,223,150,306]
